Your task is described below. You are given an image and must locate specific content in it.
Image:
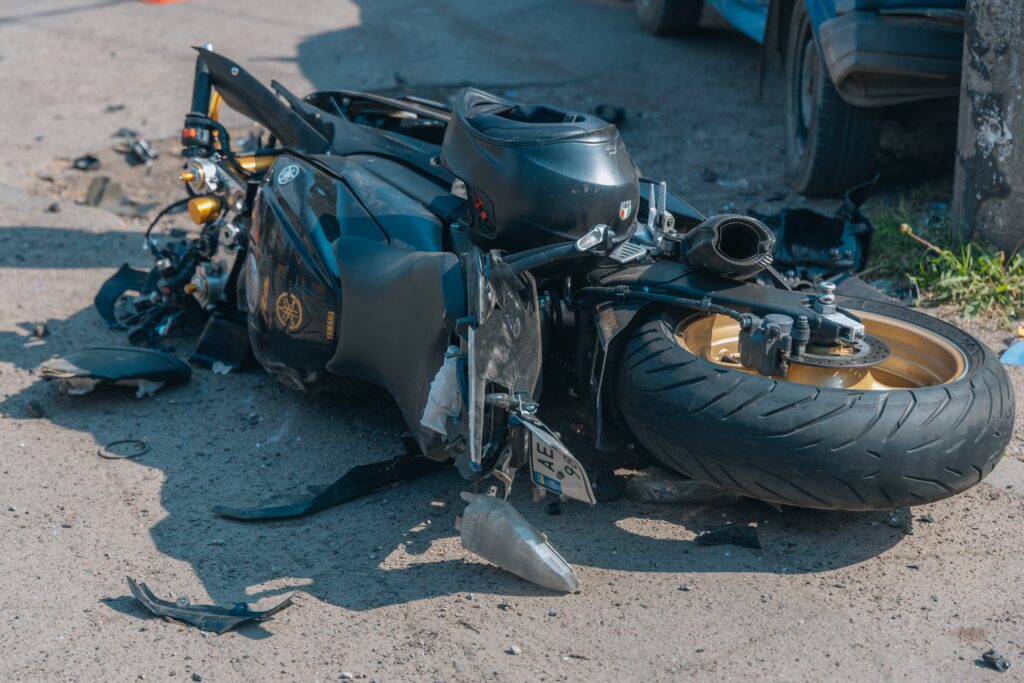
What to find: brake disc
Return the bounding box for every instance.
[789,334,891,369]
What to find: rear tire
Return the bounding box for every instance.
[634,0,704,36]
[616,299,1014,511]
[785,3,881,196]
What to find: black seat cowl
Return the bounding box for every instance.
[456,88,616,144]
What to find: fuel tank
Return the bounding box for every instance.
[245,152,466,428]
[245,157,350,390]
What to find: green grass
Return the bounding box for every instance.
[863,188,1024,323]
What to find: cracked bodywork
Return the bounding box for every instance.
[127,576,293,634]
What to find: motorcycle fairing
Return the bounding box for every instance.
[328,236,465,457]
[459,248,543,478]
[196,48,329,153]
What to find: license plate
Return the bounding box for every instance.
[517,414,596,505]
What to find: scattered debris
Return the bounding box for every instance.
[905,563,919,570]
[458,492,580,592]
[591,104,625,126]
[693,525,761,549]
[83,176,151,217]
[753,177,876,288]
[211,362,233,375]
[98,439,150,460]
[38,346,191,397]
[917,513,935,523]
[26,401,45,419]
[507,645,523,656]
[104,103,126,114]
[32,324,49,338]
[625,468,740,505]
[113,128,159,166]
[72,154,100,171]
[45,202,60,213]
[884,508,914,534]
[982,649,1012,673]
[126,576,293,635]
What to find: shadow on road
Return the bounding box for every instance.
[2,304,907,630]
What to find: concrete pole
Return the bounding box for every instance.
[951,0,1024,252]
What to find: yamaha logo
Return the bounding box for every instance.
[276,164,300,186]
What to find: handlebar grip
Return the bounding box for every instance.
[190,53,212,116]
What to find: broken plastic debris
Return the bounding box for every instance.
[420,346,461,437]
[982,649,1012,673]
[126,576,292,634]
[457,492,579,592]
[38,347,190,397]
[72,154,100,171]
[625,468,740,505]
[211,361,233,375]
[693,524,761,549]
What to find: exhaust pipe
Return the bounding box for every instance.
[683,214,774,279]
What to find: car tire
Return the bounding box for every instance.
[785,3,882,197]
[634,0,704,36]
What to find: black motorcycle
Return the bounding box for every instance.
[120,48,1012,521]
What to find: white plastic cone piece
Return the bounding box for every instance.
[459,492,580,593]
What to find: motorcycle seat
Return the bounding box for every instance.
[452,88,613,144]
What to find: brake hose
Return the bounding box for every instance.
[575,285,754,328]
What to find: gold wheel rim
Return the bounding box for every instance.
[675,311,967,389]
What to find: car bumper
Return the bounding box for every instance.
[818,10,964,107]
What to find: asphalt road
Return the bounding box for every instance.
[1,1,1022,681]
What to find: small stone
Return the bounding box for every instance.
[679,585,691,592]
[60,522,71,528]
[33,324,49,338]
[26,401,45,419]
[507,645,522,656]
[340,673,355,681]
[497,603,511,611]
[191,675,203,683]
[45,202,60,213]
[917,513,935,523]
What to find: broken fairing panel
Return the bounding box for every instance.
[420,346,462,438]
[39,347,191,396]
[457,492,579,592]
[126,576,293,634]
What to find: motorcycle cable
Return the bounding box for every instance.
[575,285,754,328]
[143,196,193,252]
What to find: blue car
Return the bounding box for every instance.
[634,0,965,196]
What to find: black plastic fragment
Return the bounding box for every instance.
[94,264,158,326]
[126,576,292,635]
[39,347,191,384]
[694,524,762,549]
[212,456,448,521]
[72,154,100,171]
[982,649,1012,673]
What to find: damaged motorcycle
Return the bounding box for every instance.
[96,48,1012,579]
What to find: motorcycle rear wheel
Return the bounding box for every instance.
[616,297,1014,510]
